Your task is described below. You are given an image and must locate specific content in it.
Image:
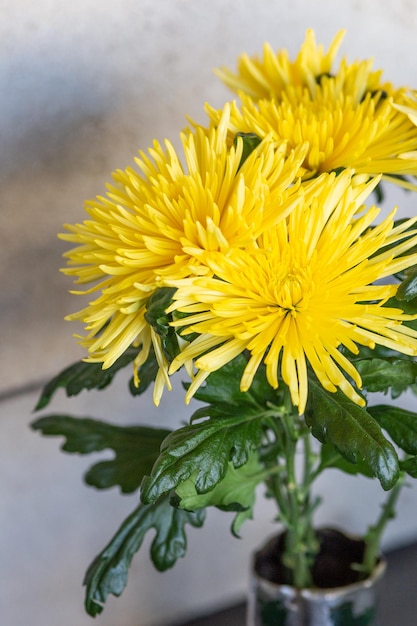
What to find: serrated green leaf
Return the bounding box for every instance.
[305,380,399,490]
[141,410,265,504]
[368,404,417,456]
[356,358,417,398]
[35,347,140,410]
[173,452,262,536]
[230,505,255,538]
[31,415,170,493]
[141,357,273,504]
[84,497,205,616]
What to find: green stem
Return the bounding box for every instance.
[265,416,292,527]
[280,413,318,588]
[362,472,405,576]
[301,434,321,562]
[264,402,321,589]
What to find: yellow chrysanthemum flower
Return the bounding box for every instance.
[60,105,306,403]
[168,170,417,414]
[206,90,417,186]
[209,30,417,189]
[215,29,348,100]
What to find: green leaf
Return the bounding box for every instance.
[233,132,262,169]
[319,443,374,478]
[394,294,417,315]
[356,358,417,399]
[189,354,278,413]
[144,287,179,362]
[400,456,417,478]
[140,357,275,524]
[397,267,417,301]
[305,380,399,490]
[141,410,265,504]
[84,497,205,616]
[141,357,274,504]
[35,346,139,410]
[172,452,262,536]
[31,415,170,493]
[368,404,417,456]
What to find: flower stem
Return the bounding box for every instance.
[361,472,405,576]
[268,409,319,588]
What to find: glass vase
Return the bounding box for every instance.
[247,528,386,626]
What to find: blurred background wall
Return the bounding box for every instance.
[2,1,417,625]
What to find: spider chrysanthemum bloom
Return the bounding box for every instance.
[215,28,348,100]
[209,30,417,189]
[168,170,417,414]
[60,105,306,403]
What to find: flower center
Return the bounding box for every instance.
[272,264,311,315]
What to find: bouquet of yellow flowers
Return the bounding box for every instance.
[32,30,417,621]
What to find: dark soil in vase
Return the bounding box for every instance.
[254,528,367,588]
